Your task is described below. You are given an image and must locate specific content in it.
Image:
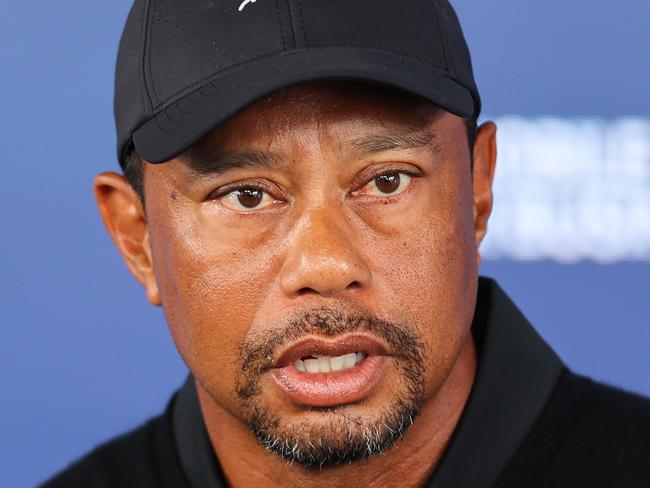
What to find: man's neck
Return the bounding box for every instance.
[197,334,477,488]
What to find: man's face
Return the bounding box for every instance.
[100,82,494,467]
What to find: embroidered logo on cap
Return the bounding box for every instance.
[238,0,257,11]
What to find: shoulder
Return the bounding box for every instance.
[40,398,188,488]
[554,370,650,445]
[498,370,650,487]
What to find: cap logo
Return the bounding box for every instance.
[238,0,257,11]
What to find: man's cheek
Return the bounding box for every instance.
[382,221,474,370]
[171,270,257,350]
[151,239,256,371]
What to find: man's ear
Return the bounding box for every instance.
[472,122,497,266]
[94,172,161,306]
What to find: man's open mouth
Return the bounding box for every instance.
[269,334,391,407]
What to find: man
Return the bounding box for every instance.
[45,0,650,487]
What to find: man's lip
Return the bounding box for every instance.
[273,334,390,368]
[271,356,389,407]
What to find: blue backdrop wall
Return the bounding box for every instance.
[1,1,648,486]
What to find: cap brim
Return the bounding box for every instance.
[132,46,475,164]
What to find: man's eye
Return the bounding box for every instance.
[361,172,413,197]
[219,188,275,211]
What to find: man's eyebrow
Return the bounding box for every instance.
[180,149,282,178]
[351,127,436,154]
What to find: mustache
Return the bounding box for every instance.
[236,307,425,400]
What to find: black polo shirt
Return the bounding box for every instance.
[43,278,650,487]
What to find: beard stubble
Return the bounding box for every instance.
[233,307,427,469]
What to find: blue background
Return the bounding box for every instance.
[1,1,648,486]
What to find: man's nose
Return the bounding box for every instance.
[279,206,372,298]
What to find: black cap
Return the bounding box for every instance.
[115,0,481,166]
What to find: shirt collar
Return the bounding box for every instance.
[173,374,225,487]
[427,277,564,487]
[173,277,564,488]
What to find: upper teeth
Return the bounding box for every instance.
[294,352,366,373]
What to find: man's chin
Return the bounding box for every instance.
[244,393,422,468]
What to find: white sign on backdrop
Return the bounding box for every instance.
[482,117,650,262]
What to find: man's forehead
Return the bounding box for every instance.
[176,81,443,166]
[233,81,440,126]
